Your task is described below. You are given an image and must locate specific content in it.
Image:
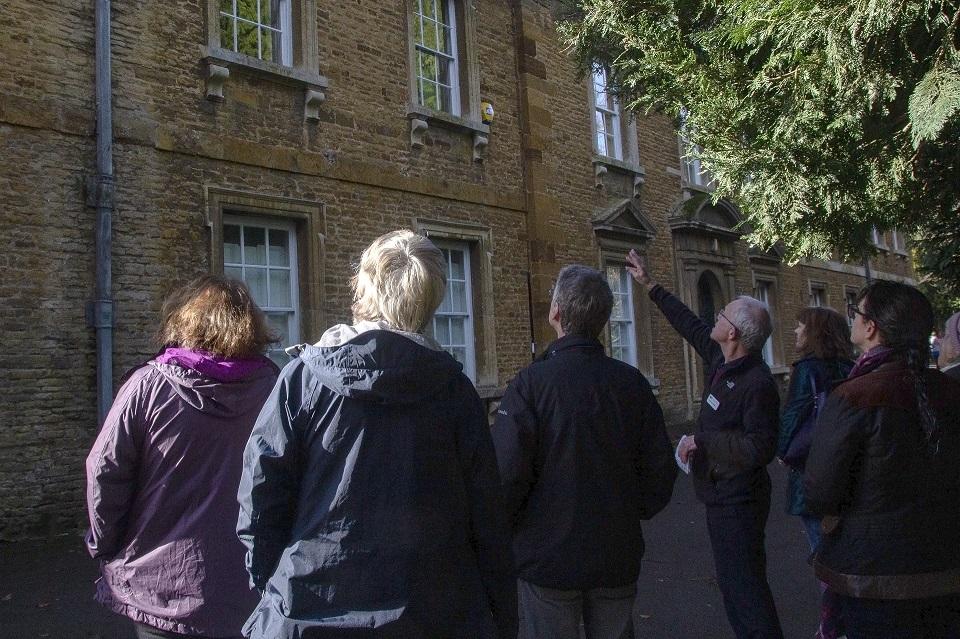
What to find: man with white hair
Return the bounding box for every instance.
[626,250,784,639]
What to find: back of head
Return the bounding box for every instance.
[351,230,446,334]
[796,306,854,360]
[731,296,772,354]
[158,275,276,358]
[858,280,939,450]
[552,265,613,339]
[858,280,934,368]
[942,312,960,367]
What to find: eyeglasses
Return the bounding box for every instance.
[846,303,871,322]
[716,310,740,334]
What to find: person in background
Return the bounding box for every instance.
[625,249,784,639]
[938,311,960,380]
[805,281,960,638]
[237,230,516,639]
[492,264,676,639]
[777,307,854,639]
[85,275,279,639]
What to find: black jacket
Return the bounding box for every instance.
[491,335,676,590]
[804,359,960,599]
[237,330,517,639]
[649,285,780,505]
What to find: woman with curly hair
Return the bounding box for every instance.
[86,275,279,639]
[777,307,854,639]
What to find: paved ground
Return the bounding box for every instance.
[0,464,818,639]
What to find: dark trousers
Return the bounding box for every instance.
[705,501,784,639]
[517,579,635,639]
[134,622,242,639]
[841,594,960,639]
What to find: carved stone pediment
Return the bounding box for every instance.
[592,198,657,243]
[668,192,743,240]
[748,243,785,265]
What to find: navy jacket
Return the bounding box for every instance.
[237,330,517,639]
[805,360,960,599]
[491,335,676,589]
[649,285,780,505]
[777,356,853,515]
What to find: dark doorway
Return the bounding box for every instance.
[696,271,725,381]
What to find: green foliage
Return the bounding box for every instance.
[559,0,960,308]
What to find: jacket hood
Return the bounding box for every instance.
[149,360,279,418]
[298,329,464,404]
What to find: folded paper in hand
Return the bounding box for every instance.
[675,435,692,475]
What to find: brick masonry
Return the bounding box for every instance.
[0,0,914,538]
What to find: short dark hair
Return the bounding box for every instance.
[551,265,614,338]
[796,306,854,360]
[158,275,277,358]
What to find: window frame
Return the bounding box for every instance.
[809,281,828,308]
[412,0,461,116]
[430,239,476,380]
[217,0,294,67]
[592,66,623,161]
[606,264,638,367]
[753,279,775,366]
[203,0,326,88]
[405,0,482,126]
[417,219,497,391]
[206,187,326,351]
[222,214,300,362]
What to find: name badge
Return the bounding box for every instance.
[706,394,720,411]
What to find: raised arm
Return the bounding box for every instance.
[626,249,720,362]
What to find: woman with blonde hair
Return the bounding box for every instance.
[86,275,279,639]
[238,230,517,639]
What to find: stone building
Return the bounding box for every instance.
[0,0,914,538]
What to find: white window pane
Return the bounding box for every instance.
[224,225,242,264]
[438,24,453,54]
[219,13,235,50]
[450,317,465,345]
[269,270,291,307]
[237,19,258,58]
[224,266,243,281]
[246,267,267,303]
[612,293,624,319]
[422,17,438,49]
[450,281,466,313]
[449,347,466,366]
[268,228,289,266]
[449,249,464,280]
[434,317,450,345]
[244,226,266,265]
[267,312,289,344]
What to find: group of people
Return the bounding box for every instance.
[84,230,960,639]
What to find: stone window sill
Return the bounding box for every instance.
[592,155,646,193]
[202,48,329,119]
[203,47,328,88]
[407,105,490,161]
[682,181,716,194]
[593,155,645,177]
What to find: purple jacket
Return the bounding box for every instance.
[85,352,277,636]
